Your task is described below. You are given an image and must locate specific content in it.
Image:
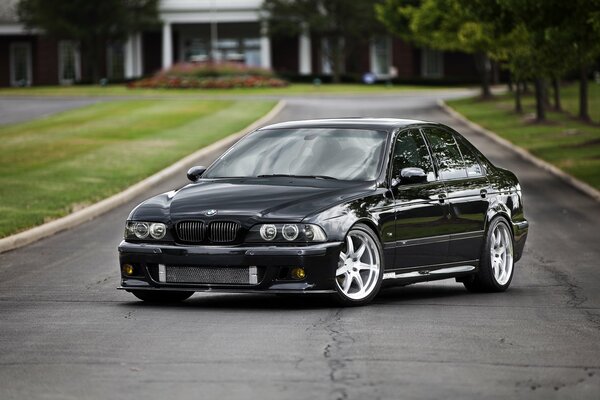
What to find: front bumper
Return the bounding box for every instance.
[117,240,343,293]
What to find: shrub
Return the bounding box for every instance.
[129,62,288,89]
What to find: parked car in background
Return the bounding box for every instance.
[118,118,529,306]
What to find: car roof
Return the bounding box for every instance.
[259,117,436,131]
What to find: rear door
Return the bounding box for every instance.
[390,128,450,269]
[422,127,490,264]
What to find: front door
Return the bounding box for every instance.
[390,129,450,269]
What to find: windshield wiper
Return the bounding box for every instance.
[256,174,338,180]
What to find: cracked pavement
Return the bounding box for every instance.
[0,90,599,399]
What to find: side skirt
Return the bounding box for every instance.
[382,261,478,286]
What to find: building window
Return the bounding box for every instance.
[421,48,443,78]
[10,42,32,86]
[58,41,81,85]
[242,38,261,67]
[107,43,125,80]
[371,37,392,77]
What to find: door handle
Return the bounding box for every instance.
[438,193,447,203]
[480,189,488,198]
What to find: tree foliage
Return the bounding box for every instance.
[262,0,385,83]
[17,0,159,82]
[378,0,600,121]
[377,0,504,97]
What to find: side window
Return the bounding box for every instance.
[455,135,484,177]
[423,127,467,180]
[392,129,436,182]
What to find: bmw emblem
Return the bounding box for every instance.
[205,209,218,216]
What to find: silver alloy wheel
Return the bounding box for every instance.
[490,223,514,286]
[336,230,381,300]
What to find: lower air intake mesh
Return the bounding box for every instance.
[165,266,262,285]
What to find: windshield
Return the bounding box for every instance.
[204,128,388,181]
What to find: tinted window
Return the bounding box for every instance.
[392,129,436,182]
[455,135,484,177]
[424,128,467,180]
[204,128,387,181]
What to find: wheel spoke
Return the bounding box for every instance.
[353,273,364,291]
[358,262,374,271]
[346,235,354,255]
[342,273,352,292]
[339,251,347,262]
[355,244,366,260]
[336,266,347,277]
[493,261,500,281]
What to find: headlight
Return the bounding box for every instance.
[125,221,167,240]
[259,224,277,241]
[282,224,299,240]
[248,223,327,243]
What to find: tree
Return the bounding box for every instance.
[262,0,385,83]
[376,0,503,98]
[17,0,159,83]
[478,0,600,121]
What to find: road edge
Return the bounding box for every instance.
[0,100,286,254]
[438,99,600,203]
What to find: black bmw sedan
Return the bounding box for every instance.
[118,118,529,306]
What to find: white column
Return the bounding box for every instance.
[125,33,143,78]
[134,33,143,76]
[162,22,173,70]
[260,21,271,70]
[298,27,312,75]
[124,35,135,79]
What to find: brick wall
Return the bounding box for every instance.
[272,36,298,74]
[33,36,58,85]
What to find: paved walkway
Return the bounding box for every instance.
[0,97,102,125]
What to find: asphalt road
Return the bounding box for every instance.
[0,97,102,126]
[1,91,599,399]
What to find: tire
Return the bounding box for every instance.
[333,223,384,306]
[131,290,194,303]
[464,217,515,293]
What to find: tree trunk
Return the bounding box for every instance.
[543,80,551,108]
[475,53,492,99]
[534,78,546,122]
[330,37,344,84]
[579,65,590,121]
[552,77,561,111]
[515,81,522,114]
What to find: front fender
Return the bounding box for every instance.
[303,190,393,242]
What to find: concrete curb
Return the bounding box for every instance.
[0,100,287,254]
[438,99,600,203]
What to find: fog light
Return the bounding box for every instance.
[123,264,134,276]
[291,267,305,280]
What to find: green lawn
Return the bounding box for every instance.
[0,99,275,238]
[447,87,600,190]
[0,83,465,97]
[561,82,600,123]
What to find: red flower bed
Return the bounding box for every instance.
[128,62,288,89]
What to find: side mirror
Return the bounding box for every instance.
[398,167,427,185]
[187,166,207,182]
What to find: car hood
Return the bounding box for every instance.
[131,178,374,223]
